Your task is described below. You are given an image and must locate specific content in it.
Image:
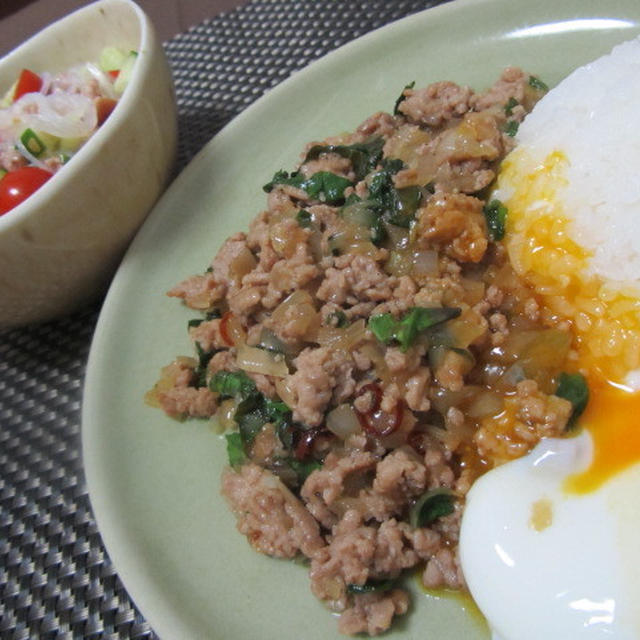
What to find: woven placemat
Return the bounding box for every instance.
[0,1,448,637]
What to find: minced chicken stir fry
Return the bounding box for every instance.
[148,68,588,635]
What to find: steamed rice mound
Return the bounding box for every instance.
[496,36,640,383]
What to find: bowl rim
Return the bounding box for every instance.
[0,0,152,233]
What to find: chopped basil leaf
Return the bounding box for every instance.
[235,393,292,447]
[410,489,455,527]
[369,306,461,352]
[194,342,216,388]
[288,458,322,482]
[504,97,519,116]
[296,209,312,228]
[264,170,353,205]
[326,310,349,328]
[188,309,221,329]
[305,171,353,204]
[528,75,549,92]
[210,370,257,400]
[555,372,589,430]
[483,199,507,241]
[393,80,415,115]
[225,432,246,468]
[347,579,395,594]
[366,158,423,228]
[304,137,384,181]
[503,120,519,137]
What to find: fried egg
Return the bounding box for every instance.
[460,36,640,638]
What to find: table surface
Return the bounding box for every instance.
[0,1,447,638]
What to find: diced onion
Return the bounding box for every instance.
[326,404,362,440]
[412,249,439,276]
[315,319,366,350]
[275,378,297,408]
[236,343,289,377]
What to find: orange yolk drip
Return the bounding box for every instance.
[500,149,640,493]
[566,370,640,493]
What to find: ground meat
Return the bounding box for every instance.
[167,273,225,310]
[301,450,379,527]
[317,254,395,305]
[158,386,217,419]
[154,67,566,636]
[338,590,410,636]
[189,318,229,352]
[261,243,319,309]
[471,66,538,115]
[415,191,488,263]
[474,379,573,465]
[299,152,354,180]
[422,547,465,590]
[372,447,427,500]
[356,111,398,140]
[287,347,357,427]
[221,463,324,558]
[398,81,473,127]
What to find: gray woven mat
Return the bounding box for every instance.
[0,1,447,637]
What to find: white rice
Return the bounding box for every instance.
[510,35,640,286]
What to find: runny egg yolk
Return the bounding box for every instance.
[498,149,640,493]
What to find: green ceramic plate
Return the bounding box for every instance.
[82,0,640,637]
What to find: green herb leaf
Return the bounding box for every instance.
[225,432,246,468]
[366,158,423,228]
[528,75,549,92]
[296,209,312,228]
[393,80,415,115]
[210,370,257,400]
[410,489,455,527]
[369,306,461,352]
[288,458,322,483]
[504,97,519,116]
[347,579,395,595]
[233,392,293,447]
[555,372,589,430]
[304,137,384,181]
[368,313,397,344]
[264,170,353,205]
[483,199,508,241]
[503,120,519,137]
[326,310,349,328]
[193,342,217,388]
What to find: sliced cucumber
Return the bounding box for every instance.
[99,46,128,73]
[113,51,138,94]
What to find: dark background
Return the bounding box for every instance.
[0,0,249,56]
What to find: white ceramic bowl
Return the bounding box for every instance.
[0,0,177,328]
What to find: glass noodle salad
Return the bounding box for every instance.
[0,47,136,216]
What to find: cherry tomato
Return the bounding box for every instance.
[0,167,53,216]
[95,97,117,126]
[13,69,42,101]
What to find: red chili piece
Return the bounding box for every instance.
[107,70,120,80]
[355,382,403,437]
[219,311,235,346]
[294,427,322,460]
[14,69,43,101]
